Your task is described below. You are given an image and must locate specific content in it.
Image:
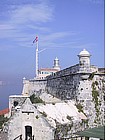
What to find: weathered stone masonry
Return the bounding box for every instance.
[22,64,97,100]
[22,64,104,128]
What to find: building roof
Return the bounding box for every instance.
[9,95,29,98]
[76,126,105,139]
[54,57,59,61]
[39,68,59,72]
[78,49,91,57]
[0,108,9,116]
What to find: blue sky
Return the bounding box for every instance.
[0,0,104,109]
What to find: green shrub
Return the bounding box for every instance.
[76,103,84,113]
[88,72,94,80]
[30,94,45,104]
[95,81,98,85]
[82,119,88,124]
[67,115,72,121]
[0,115,8,129]
[40,111,47,117]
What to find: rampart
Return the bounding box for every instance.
[22,64,98,101]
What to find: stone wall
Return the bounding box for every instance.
[9,95,28,118]
[55,120,87,139]
[77,74,105,127]
[21,64,105,128]
[46,73,79,100]
[22,79,47,97]
[22,64,97,100]
[0,131,8,140]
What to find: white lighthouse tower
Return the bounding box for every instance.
[53,57,60,71]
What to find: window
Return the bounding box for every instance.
[13,101,18,107]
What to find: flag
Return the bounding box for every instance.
[33,36,38,43]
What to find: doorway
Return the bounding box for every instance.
[25,126,32,140]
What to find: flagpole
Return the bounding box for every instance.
[36,36,38,78]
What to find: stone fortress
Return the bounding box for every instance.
[3,49,105,140]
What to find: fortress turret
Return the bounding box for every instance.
[53,57,60,71]
[78,49,91,67]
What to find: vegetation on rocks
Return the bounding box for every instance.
[92,82,100,123]
[88,72,94,80]
[95,81,98,85]
[40,111,47,117]
[75,103,84,113]
[29,94,45,104]
[81,119,89,127]
[0,115,8,129]
[67,115,72,121]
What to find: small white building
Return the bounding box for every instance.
[37,57,61,79]
[6,98,87,140]
[38,68,59,79]
[7,98,54,140]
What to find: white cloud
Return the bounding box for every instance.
[0,1,95,51]
[41,32,76,42]
[11,4,53,24]
[36,41,94,50]
[0,1,53,33]
[0,24,14,30]
[0,1,54,50]
[26,25,51,32]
